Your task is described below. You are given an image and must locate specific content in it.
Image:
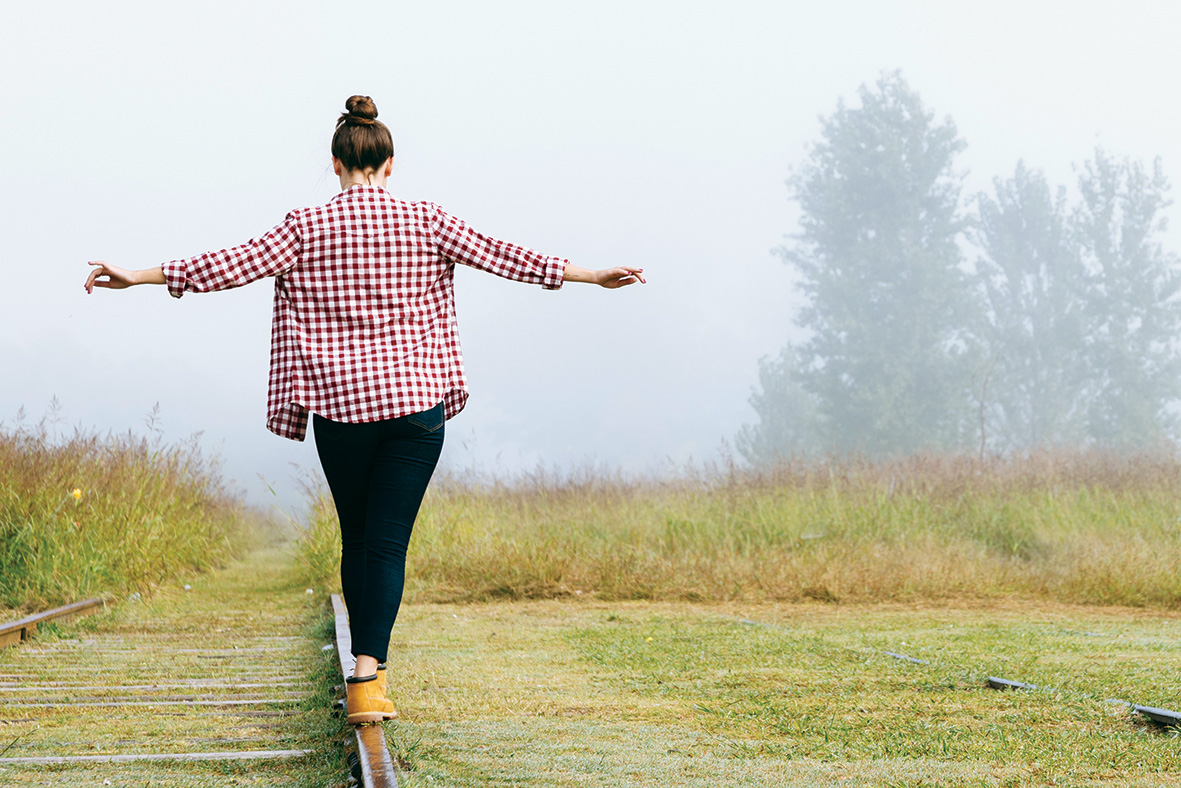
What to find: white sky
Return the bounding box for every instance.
[4,0,1181,506]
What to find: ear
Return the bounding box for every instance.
[384,157,393,177]
[332,157,342,176]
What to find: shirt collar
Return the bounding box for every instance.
[335,184,387,200]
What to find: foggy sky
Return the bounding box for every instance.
[5,0,1181,507]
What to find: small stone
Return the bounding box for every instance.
[183,584,192,591]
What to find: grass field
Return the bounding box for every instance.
[8,581,1178,787]
[3,553,1178,786]
[378,599,1181,787]
[278,450,1181,785]
[8,445,1181,785]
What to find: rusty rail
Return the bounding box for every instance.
[0,598,108,649]
[331,594,400,787]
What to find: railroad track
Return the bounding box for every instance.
[0,576,405,786]
[0,564,321,786]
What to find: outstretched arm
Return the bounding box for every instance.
[562,263,646,288]
[84,262,165,293]
[432,205,646,291]
[84,213,301,298]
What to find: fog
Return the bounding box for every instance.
[4,1,1181,505]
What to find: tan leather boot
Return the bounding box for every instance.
[375,664,394,720]
[346,674,396,724]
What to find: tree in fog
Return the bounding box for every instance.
[736,346,819,464]
[973,162,1090,450]
[743,72,974,460]
[1073,150,1181,446]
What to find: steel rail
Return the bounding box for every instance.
[0,598,108,648]
[988,675,1181,727]
[331,594,400,788]
[0,680,304,689]
[0,749,310,765]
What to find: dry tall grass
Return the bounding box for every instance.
[0,418,252,609]
[411,451,1181,606]
[295,451,1181,608]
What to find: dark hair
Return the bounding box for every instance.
[331,95,394,172]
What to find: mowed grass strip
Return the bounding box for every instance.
[383,601,1181,787]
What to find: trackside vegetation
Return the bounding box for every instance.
[297,450,1181,609]
[0,418,252,609]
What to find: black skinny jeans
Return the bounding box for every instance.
[312,402,445,662]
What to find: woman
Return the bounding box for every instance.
[84,95,644,724]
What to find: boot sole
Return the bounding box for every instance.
[347,711,387,724]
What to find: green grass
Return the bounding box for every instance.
[0,412,258,609]
[382,600,1181,787]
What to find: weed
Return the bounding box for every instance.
[0,415,254,609]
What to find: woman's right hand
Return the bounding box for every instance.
[84,262,165,294]
[85,261,136,294]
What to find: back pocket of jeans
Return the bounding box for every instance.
[312,414,349,442]
[406,402,444,432]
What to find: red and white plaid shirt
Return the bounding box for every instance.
[163,185,567,441]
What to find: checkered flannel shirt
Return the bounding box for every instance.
[163,185,567,441]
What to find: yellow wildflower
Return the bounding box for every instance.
[72,488,82,500]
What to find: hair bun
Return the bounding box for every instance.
[343,95,378,124]
[331,95,394,170]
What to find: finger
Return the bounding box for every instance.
[616,266,645,284]
[86,266,109,291]
[85,261,107,294]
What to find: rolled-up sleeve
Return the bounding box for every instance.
[429,204,566,291]
[164,212,302,298]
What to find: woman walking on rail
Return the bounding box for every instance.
[83,95,645,724]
